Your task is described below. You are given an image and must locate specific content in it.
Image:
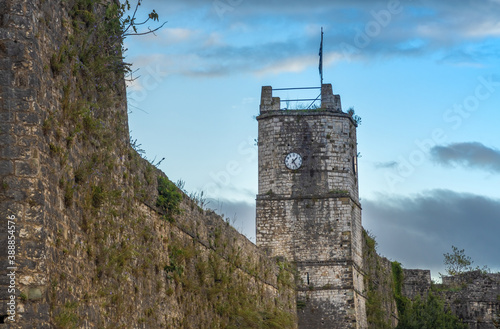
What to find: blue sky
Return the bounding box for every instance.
[124,0,500,277]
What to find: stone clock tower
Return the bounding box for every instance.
[256,84,367,328]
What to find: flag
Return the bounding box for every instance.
[319,27,323,85]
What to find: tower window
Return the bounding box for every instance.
[353,155,358,174]
[306,272,310,285]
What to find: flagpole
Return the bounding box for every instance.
[319,27,323,87]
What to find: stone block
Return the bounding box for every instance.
[17,258,37,270]
[0,111,15,123]
[1,39,25,58]
[0,69,13,85]
[17,136,37,148]
[0,143,30,158]
[0,159,14,175]
[16,112,39,124]
[14,159,38,176]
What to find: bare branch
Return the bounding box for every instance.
[123,21,167,37]
[131,18,151,26]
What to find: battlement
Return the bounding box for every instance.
[402,269,432,300]
[260,84,342,113]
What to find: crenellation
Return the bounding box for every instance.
[402,269,431,300]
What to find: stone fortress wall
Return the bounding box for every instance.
[0,1,295,327]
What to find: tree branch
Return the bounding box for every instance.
[123,21,167,37]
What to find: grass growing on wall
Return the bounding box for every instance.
[162,225,296,328]
[36,1,297,327]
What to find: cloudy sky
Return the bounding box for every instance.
[124,0,500,278]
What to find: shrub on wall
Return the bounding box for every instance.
[392,261,467,329]
[156,176,182,222]
[395,293,467,329]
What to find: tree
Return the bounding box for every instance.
[442,245,473,276]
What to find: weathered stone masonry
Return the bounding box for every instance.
[1,0,498,328]
[0,0,296,327]
[256,85,367,328]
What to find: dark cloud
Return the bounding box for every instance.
[431,142,500,173]
[363,189,500,277]
[206,191,500,278]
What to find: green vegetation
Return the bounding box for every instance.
[442,245,473,276]
[392,261,407,316]
[164,245,186,280]
[157,232,296,328]
[363,232,468,329]
[347,107,362,126]
[90,184,105,208]
[391,261,467,329]
[364,230,377,253]
[328,189,349,195]
[156,176,183,222]
[363,230,393,329]
[54,301,79,329]
[395,293,467,329]
[442,245,490,276]
[276,260,295,288]
[63,180,74,208]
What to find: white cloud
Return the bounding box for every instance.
[162,28,198,43]
[255,52,342,76]
[202,32,225,48]
[126,54,170,91]
[415,23,452,41]
[255,55,317,76]
[464,21,500,38]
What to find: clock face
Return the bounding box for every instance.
[285,152,302,170]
